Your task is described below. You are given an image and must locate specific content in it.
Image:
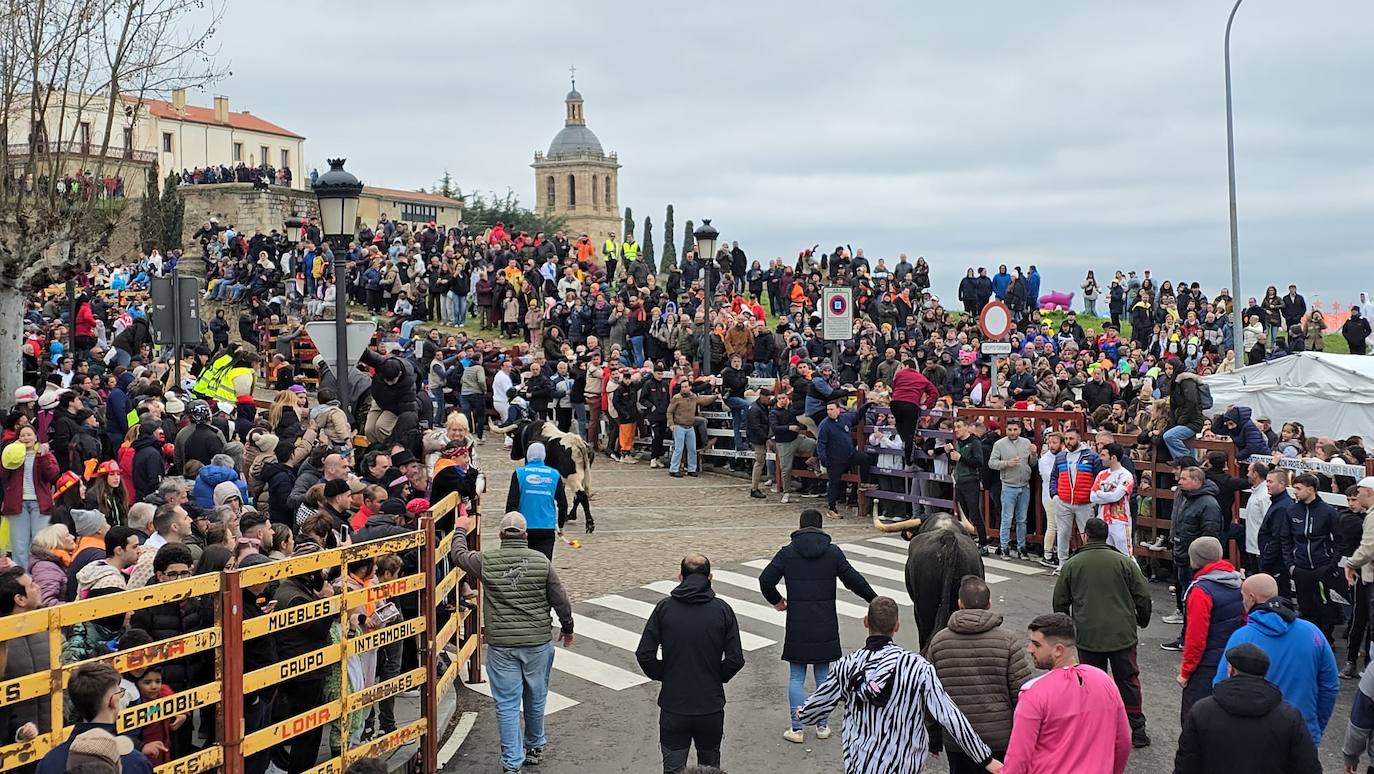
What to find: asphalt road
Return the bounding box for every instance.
[444,446,1361,774]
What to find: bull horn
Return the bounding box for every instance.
[489,419,518,435]
[957,515,977,536]
[871,514,922,534]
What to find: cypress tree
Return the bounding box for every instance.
[682,219,695,263]
[661,204,676,272]
[623,206,633,238]
[138,164,163,255]
[160,172,184,254]
[642,215,654,274]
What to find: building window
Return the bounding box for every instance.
[281,149,289,169]
[605,175,613,208]
[592,174,599,209]
[568,174,576,209]
[259,146,269,167]
[123,128,134,159]
[162,132,173,152]
[546,176,555,208]
[400,203,437,223]
[232,142,242,162]
[78,122,91,151]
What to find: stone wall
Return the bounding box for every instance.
[177,183,319,272]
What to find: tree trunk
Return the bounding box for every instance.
[0,284,29,404]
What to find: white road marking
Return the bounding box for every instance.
[549,648,647,691]
[714,570,868,619]
[464,679,579,715]
[864,538,1028,580]
[571,616,652,652]
[586,594,775,651]
[437,711,477,768]
[739,560,915,603]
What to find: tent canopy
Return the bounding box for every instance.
[1202,352,1374,439]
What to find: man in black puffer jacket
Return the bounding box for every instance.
[129,543,207,757]
[757,509,877,741]
[1175,642,1319,774]
[360,349,422,454]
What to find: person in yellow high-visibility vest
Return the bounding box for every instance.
[192,346,259,404]
[602,231,620,286]
[620,234,640,288]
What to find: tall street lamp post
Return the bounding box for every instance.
[312,158,363,411]
[693,219,719,376]
[1224,0,1245,362]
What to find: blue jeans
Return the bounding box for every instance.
[7,501,49,569]
[112,347,133,368]
[999,484,1029,551]
[1162,425,1196,462]
[454,293,469,326]
[400,319,423,340]
[671,425,697,473]
[629,335,645,367]
[789,662,832,730]
[725,396,750,450]
[572,403,587,437]
[485,642,554,771]
[430,391,446,426]
[461,393,485,439]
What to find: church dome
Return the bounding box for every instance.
[548,124,603,156]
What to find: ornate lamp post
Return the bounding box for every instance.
[693,219,719,375]
[312,158,362,409]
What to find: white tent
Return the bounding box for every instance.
[1202,352,1374,438]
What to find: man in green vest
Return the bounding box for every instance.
[451,511,574,773]
[602,231,620,287]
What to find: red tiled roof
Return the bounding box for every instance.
[128,96,304,139]
[364,186,464,207]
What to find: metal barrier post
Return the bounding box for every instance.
[420,515,440,772]
[221,569,247,774]
[468,512,484,684]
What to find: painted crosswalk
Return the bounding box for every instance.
[465,535,1051,718]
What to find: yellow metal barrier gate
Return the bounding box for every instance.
[0,495,480,774]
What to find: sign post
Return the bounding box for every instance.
[978,301,1014,403]
[822,287,853,370]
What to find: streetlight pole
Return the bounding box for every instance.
[1225,0,1245,363]
[312,158,363,413]
[693,220,719,376]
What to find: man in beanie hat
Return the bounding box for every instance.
[130,421,166,501]
[504,442,568,559]
[1175,642,1319,774]
[449,511,573,773]
[1214,574,1340,743]
[757,508,877,743]
[1176,536,1244,722]
[65,509,111,590]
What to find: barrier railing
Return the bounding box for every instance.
[0,496,480,774]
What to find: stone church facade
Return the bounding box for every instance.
[532,82,622,240]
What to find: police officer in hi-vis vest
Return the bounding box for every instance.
[602,231,620,287]
[504,442,568,559]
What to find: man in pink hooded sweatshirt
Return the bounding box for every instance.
[1003,613,1131,774]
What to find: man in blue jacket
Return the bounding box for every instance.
[815,401,869,521]
[1279,473,1341,639]
[504,442,568,560]
[1258,469,1294,592]
[991,264,1012,301]
[758,509,877,743]
[1215,573,1339,744]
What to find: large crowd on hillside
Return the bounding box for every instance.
[5,212,1374,773]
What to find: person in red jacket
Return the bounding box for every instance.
[889,360,939,466]
[1,425,62,568]
[1176,536,1244,723]
[74,298,98,353]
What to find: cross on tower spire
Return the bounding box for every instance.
[569,64,576,91]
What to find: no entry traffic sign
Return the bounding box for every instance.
[822,287,852,340]
[978,301,1013,341]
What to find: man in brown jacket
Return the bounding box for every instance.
[925,575,1032,773]
[667,379,718,477]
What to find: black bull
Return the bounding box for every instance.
[490,419,594,529]
[903,512,986,650]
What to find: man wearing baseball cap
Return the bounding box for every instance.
[449,511,573,773]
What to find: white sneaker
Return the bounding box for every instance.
[782,729,804,744]
[815,726,831,740]
[649,458,661,469]
[1162,612,1185,625]
[781,493,791,504]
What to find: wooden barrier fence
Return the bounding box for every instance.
[0,494,480,774]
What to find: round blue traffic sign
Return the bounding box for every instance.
[828,294,848,315]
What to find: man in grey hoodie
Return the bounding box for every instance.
[988,418,1035,559]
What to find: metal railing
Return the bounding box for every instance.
[0,494,480,774]
[4,142,157,163]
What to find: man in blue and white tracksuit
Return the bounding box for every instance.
[504,442,568,560]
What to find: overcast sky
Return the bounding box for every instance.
[208,1,1372,308]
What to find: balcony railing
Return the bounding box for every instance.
[4,141,156,163]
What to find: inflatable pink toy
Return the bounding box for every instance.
[1038,290,1075,311]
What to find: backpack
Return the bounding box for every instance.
[1196,381,1214,411]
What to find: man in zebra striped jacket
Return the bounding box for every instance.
[796,597,1002,774]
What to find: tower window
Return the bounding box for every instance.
[605,175,613,208]
[546,176,555,208]
[568,174,576,209]
[592,175,599,208]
